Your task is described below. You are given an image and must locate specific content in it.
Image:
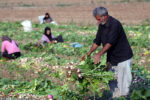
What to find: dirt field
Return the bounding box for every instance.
[0,0,150,25]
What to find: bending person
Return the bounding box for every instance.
[82,7,133,98]
[1,36,21,59]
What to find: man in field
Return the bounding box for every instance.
[82,7,133,98]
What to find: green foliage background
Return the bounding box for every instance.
[0,21,150,99]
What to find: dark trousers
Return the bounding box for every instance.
[52,35,64,42]
[2,52,21,59]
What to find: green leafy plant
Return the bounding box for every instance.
[0,22,150,99]
[68,57,114,98]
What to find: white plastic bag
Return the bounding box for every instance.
[50,21,58,25]
[21,20,32,32]
[38,15,44,24]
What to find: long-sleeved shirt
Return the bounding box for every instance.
[41,34,55,43]
[1,40,20,54]
[94,16,133,66]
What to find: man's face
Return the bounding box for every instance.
[96,15,107,25]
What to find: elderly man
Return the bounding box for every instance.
[82,7,133,98]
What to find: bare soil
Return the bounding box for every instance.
[0,0,150,25]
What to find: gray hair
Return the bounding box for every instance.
[93,7,108,17]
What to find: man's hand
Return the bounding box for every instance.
[94,53,101,64]
[81,52,91,61]
[94,43,112,64]
[81,54,86,61]
[81,43,99,61]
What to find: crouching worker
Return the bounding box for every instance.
[43,13,53,24]
[41,27,63,44]
[1,36,21,59]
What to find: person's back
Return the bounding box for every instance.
[1,40,20,54]
[1,36,21,59]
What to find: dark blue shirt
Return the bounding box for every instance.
[94,16,133,66]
